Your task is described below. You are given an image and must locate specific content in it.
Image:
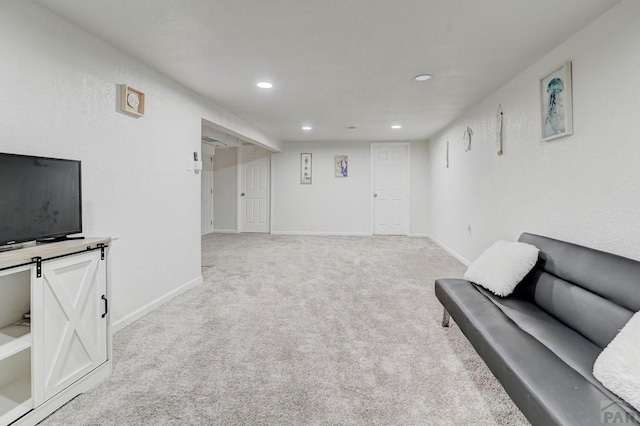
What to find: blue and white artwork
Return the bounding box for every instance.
[335,155,348,178]
[541,61,573,141]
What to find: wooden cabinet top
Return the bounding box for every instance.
[0,238,111,270]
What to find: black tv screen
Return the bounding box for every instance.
[0,153,82,246]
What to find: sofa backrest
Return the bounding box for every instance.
[516,233,640,349]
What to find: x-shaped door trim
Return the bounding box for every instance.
[42,257,99,394]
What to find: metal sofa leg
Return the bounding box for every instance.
[442,308,450,327]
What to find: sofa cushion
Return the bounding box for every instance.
[515,269,633,349]
[435,278,639,426]
[476,285,602,381]
[593,311,640,411]
[518,233,640,313]
[464,240,539,296]
[476,285,638,419]
[516,232,638,350]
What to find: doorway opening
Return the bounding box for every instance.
[200,120,272,235]
[200,123,240,235]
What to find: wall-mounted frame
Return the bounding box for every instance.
[300,153,312,184]
[119,84,146,117]
[541,61,572,141]
[335,155,348,177]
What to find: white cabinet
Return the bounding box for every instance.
[33,251,107,404]
[0,238,112,426]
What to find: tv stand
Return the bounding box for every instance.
[36,235,85,244]
[0,238,112,425]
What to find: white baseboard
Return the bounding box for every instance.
[428,235,471,266]
[271,230,372,236]
[271,231,432,238]
[112,275,203,333]
[213,229,238,234]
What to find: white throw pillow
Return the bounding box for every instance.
[593,311,640,411]
[464,240,539,297]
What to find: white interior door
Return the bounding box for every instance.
[240,146,270,233]
[371,143,410,235]
[201,151,214,235]
[33,251,107,403]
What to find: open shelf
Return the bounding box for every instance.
[0,266,32,423]
[0,324,30,363]
[0,374,32,425]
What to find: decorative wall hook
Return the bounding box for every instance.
[463,126,473,152]
[496,104,504,156]
[446,138,450,168]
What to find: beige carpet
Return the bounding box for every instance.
[39,234,529,425]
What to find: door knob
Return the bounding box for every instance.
[241,193,245,197]
[373,193,378,198]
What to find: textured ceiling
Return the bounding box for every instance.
[34,0,619,143]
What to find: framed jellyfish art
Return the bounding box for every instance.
[540,61,573,142]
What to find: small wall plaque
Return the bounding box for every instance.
[120,84,145,117]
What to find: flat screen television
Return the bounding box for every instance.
[0,153,82,246]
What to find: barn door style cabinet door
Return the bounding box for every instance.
[0,238,112,426]
[32,250,107,404]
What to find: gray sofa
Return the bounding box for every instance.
[435,233,640,426]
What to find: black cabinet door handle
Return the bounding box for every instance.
[101,295,108,318]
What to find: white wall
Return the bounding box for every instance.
[427,0,640,263]
[272,141,429,235]
[409,140,430,236]
[200,143,215,235]
[213,148,238,232]
[0,2,281,330]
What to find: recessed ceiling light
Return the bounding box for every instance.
[256,81,273,89]
[391,125,402,129]
[413,74,433,82]
[302,126,312,131]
